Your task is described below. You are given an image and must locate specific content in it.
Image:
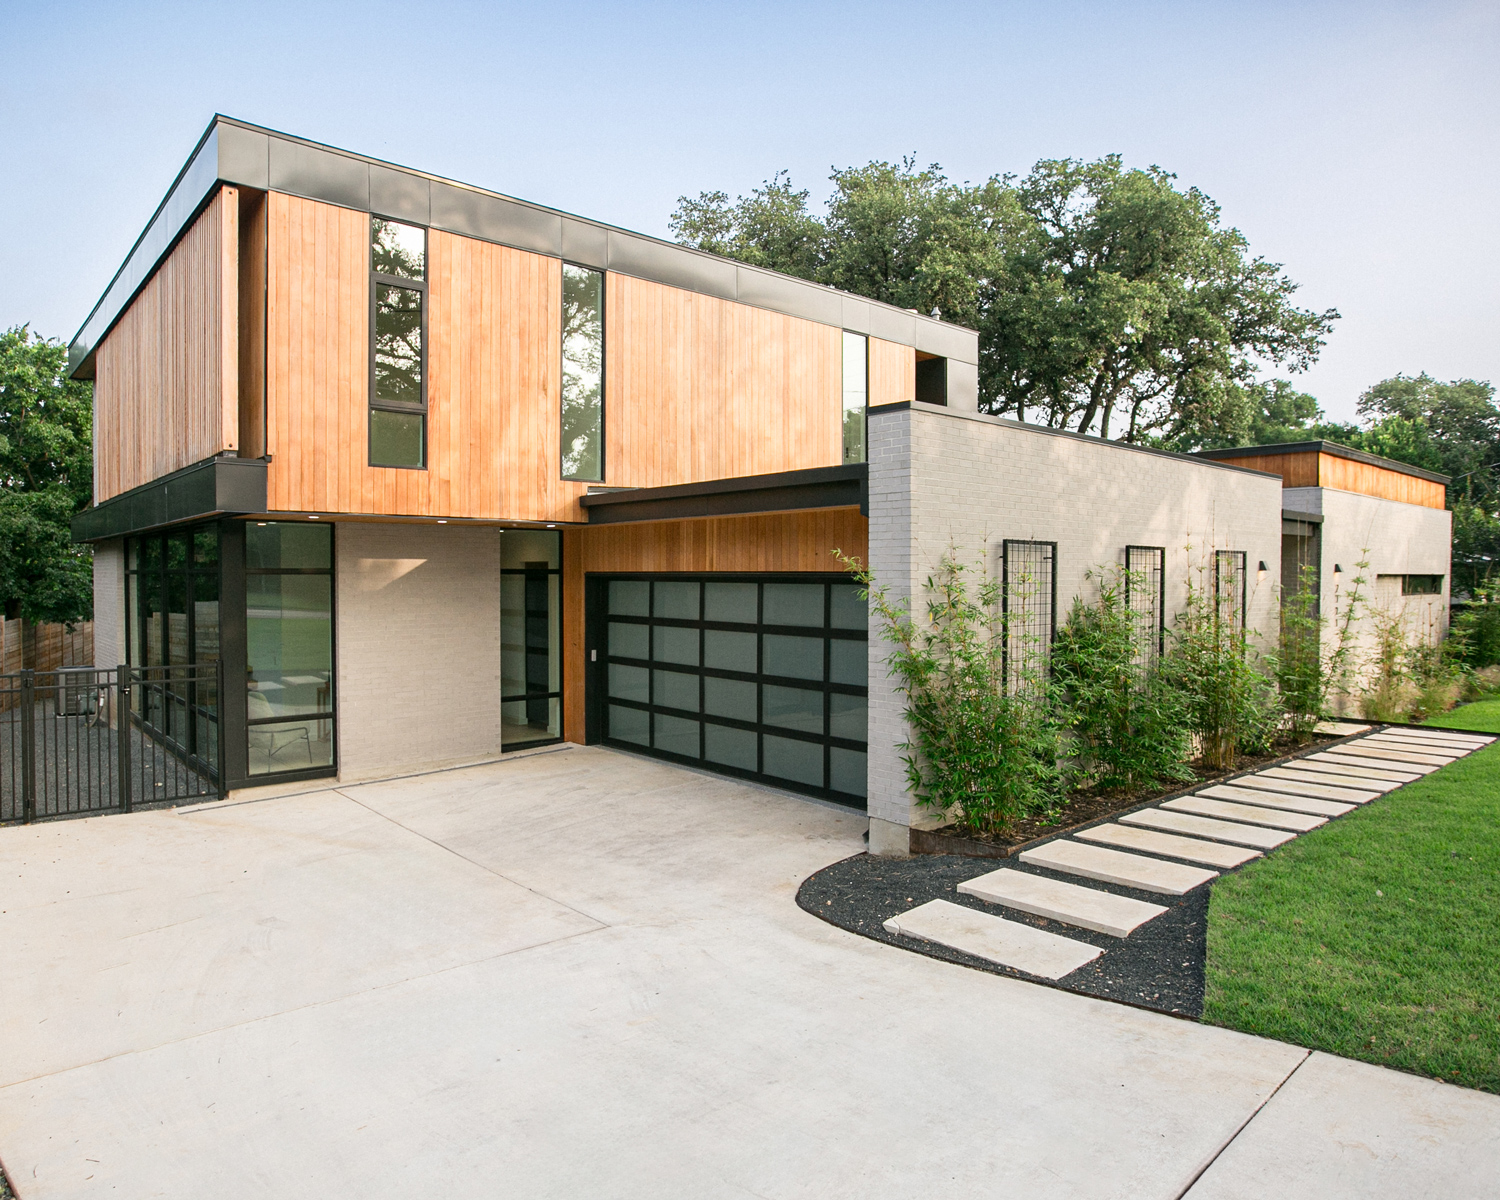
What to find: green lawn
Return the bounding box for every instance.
[1202,738,1500,1092]
[1424,698,1500,734]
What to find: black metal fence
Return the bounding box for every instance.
[0,664,224,824]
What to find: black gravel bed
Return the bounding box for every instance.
[799,852,1214,1016]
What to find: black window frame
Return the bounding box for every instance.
[842,330,868,465]
[500,531,565,749]
[560,262,606,483]
[368,216,429,471]
[1124,544,1167,657]
[1402,574,1443,596]
[589,572,868,808]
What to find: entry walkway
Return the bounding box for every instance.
[0,747,1494,1198]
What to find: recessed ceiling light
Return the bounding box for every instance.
[308,515,319,520]
[546,524,556,528]
[256,522,267,526]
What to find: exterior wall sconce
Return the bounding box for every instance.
[1257,561,1268,580]
[1333,564,1344,581]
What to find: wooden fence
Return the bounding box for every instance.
[0,619,95,674]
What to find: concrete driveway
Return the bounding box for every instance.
[1,745,1495,1199]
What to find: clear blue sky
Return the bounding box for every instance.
[2,0,1495,422]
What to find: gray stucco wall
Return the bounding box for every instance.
[866,404,1285,848]
[335,523,503,781]
[92,539,124,670]
[1283,486,1452,706]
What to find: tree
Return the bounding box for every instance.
[670,154,1335,446]
[1184,379,1324,451]
[0,326,93,625]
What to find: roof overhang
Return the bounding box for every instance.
[1197,441,1450,487]
[68,116,979,382]
[71,456,267,543]
[578,464,867,524]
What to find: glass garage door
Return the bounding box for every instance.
[600,576,867,808]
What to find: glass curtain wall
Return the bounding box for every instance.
[561,265,604,481]
[245,523,335,775]
[123,525,220,763]
[842,331,867,464]
[500,530,562,746]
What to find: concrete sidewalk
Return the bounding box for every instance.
[0,746,1494,1198]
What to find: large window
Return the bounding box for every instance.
[501,530,562,747]
[370,218,427,469]
[842,332,867,464]
[245,522,335,776]
[598,576,868,806]
[124,524,220,763]
[1001,539,1056,692]
[561,265,604,481]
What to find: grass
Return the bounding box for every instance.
[1202,740,1500,1092]
[1424,697,1500,733]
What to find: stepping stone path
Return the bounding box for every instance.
[881,724,1494,981]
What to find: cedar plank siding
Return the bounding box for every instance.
[1225,450,1446,509]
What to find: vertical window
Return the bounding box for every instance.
[245,522,335,776]
[842,331,867,464]
[561,265,604,481]
[501,530,562,746]
[915,353,948,405]
[1002,540,1057,693]
[1124,545,1166,658]
[370,218,427,469]
[122,524,220,764]
[1214,550,1248,634]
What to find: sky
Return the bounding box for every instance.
[1,0,1495,422]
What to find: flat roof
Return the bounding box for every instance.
[1196,440,1450,486]
[67,116,979,380]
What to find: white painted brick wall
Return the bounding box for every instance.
[867,404,1286,831]
[92,539,124,669]
[336,523,504,781]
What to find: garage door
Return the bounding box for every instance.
[594,575,867,808]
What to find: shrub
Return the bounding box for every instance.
[1271,557,1366,737]
[1452,591,1500,668]
[837,548,1066,836]
[1052,565,1193,791]
[1165,554,1276,769]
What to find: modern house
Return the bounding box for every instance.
[69,117,1451,856]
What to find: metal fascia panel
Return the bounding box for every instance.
[735,267,843,326]
[866,306,917,346]
[429,181,563,257]
[268,136,370,210]
[607,232,738,300]
[370,164,430,225]
[947,359,979,413]
[214,457,269,513]
[912,319,980,365]
[561,218,610,269]
[217,122,270,189]
[841,298,872,335]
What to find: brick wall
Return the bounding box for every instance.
[867,403,1285,840]
[335,523,504,781]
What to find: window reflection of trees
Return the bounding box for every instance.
[562,265,603,480]
[374,285,423,406]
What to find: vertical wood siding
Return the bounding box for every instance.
[93,186,239,502]
[868,337,915,407]
[1220,450,1445,509]
[559,508,869,740]
[604,274,843,488]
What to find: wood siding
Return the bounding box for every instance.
[1221,450,1445,509]
[868,336,915,407]
[93,186,239,502]
[604,273,843,488]
[237,188,267,460]
[560,508,869,740]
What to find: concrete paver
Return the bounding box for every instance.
[1288,758,1420,784]
[1226,774,1378,805]
[1364,732,1478,752]
[1259,766,1398,794]
[1075,822,1261,868]
[0,745,1490,1200]
[1119,808,1297,850]
[883,898,1102,979]
[1019,838,1219,894]
[958,868,1168,936]
[1196,784,1352,818]
[1166,795,1328,831]
[1317,747,1444,770]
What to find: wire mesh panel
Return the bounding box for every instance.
[1002,540,1057,693]
[1214,550,1248,634]
[1125,545,1166,658]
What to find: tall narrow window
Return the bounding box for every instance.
[370,218,427,469]
[501,530,562,746]
[1214,550,1248,634]
[842,331,867,464]
[1002,540,1057,693]
[1125,545,1166,658]
[562,265,604,481]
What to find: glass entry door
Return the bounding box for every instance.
[501,531,561,747]
[596,574,868,808]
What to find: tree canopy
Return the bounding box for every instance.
[0,325,93,624]
[671,154,1337,445]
